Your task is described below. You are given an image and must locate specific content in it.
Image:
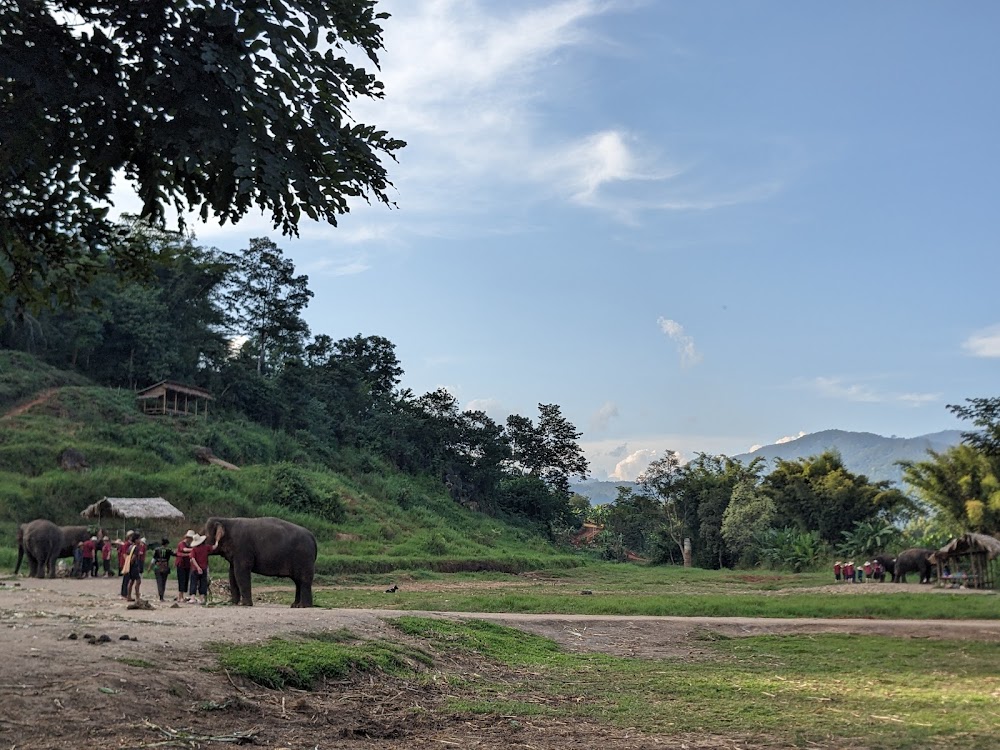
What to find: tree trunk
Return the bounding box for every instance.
[682,537,692,568]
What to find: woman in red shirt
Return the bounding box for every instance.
[187,533,212,605]
[175,531,194,602]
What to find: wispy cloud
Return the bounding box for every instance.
[590,401,620,432]
[962,324,1000,358]
[811,377,939,407]
[657,317,702,367]
[465,397,505,418]
[358,1,784,228]
[304,256,371,277]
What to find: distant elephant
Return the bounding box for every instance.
[872,554,896,582]
[14,520,92,578]
[892,547,935,584]
[203,517,317,607]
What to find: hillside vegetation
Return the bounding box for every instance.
[0,353,579,575]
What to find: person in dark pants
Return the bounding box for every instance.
[101,537,113,577]
[175,531,194,602]
[187,533,211,605]
[151,538,175,602]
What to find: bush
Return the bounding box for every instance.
[755,527,829,573]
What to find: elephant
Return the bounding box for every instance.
[872,554,896,582]
[891,547,936,584]
[14,520,93,578]
[203,517,317,608]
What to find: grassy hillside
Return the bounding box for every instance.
[0,351,579,574]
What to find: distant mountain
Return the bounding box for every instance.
[570,479,636,506]
[573,429,965,504]
[732,429,964,485]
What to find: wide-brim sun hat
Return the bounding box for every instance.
[189,533,207,547]
[184,529,197,538]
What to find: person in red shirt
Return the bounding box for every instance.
[187,533,212,605]
[101,537,113,577]
[175,531,194,602]
[81,536,97,578]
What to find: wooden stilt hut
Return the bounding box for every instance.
[931,533,1000,590]
[136,381,213,417]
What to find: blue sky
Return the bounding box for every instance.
[116,1,1000,480]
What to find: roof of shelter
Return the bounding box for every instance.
[935,533,1000,561]
[135,381,213,400]
[80,497,185,520]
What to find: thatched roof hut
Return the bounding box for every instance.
[80,498,185,539]
[932,532,1000,589]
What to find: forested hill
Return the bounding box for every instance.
[733,429,963,484]
[573,429,964,504]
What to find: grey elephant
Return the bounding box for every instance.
[892,547,935,584]
[872,554,896,582]
[14,520,93,578]
[203,517,317,607]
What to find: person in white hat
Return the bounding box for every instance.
[175,530,196,602]
[186,532,210,604]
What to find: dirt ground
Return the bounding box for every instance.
[1,576,998,750]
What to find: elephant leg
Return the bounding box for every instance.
[292,573,314,608]
[227,566,241,605]
[233,564,253,606]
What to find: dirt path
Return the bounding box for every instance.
[1,577,997,749]
[1,387,59,420]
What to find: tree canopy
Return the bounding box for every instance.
[0,0,404,311]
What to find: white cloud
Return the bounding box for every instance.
[811,377,939,407]
[304,256,371,277]
[606,442,629,459]
[611,448,658,481]
[590,401,620,432]
[582,433,755,481]
[657,317,703,367]
[465,397,505,418]
[962,324,1000,358]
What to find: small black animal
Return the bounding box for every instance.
[385,584,399,593]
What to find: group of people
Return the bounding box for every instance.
[833,559,886,583]
[115,528,215,605]
[71,535,115,578]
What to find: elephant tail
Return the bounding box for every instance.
[14,526,24,575]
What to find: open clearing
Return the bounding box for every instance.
[1,576,998,749]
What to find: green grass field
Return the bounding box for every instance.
[219,617,1000,749]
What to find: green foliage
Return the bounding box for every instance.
[216,634,432,690]
[221,238,313,375]
[755,527,828,572]
[837,519,901,558]
[1,0,403,313]
[0,351,89,412]
[762,450,910,546]
[901,444,1000,533]
[258,464,345,523]
[720,480,775,565]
